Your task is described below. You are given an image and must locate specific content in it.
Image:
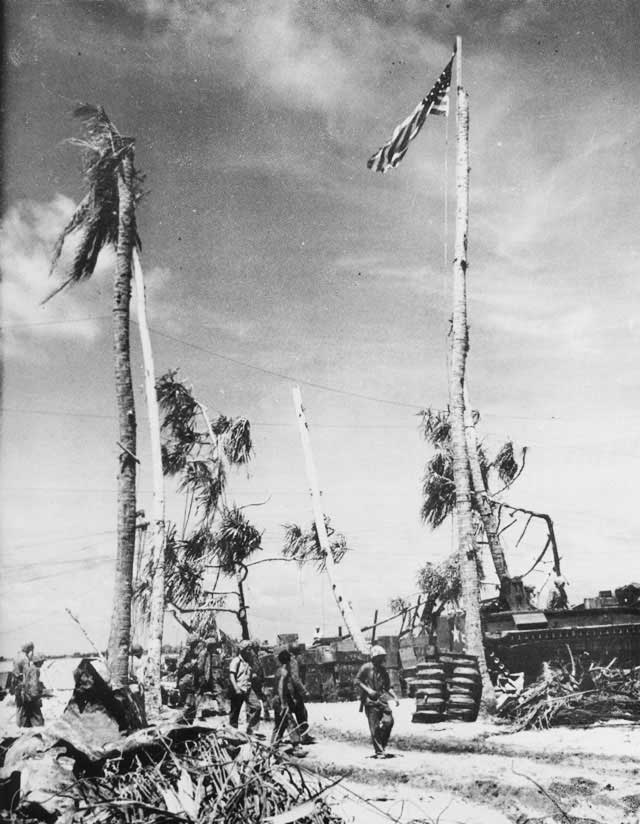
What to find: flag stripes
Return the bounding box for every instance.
[367,54,454,173]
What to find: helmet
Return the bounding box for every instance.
[277,649,291,664]
[239,640,252,651]
[370,645,386,659]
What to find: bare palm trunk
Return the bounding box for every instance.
[107,152,138,686]
[132,249,166,720]
[292,386,369,654]
[449,53,494,705]
[463,384,510,584]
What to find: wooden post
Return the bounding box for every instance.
[292,386,370,655]
[411,595,422,632]
[371,609,379,645]
[399,608,407,637]
[132,248,166,720]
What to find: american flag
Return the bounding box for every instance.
[367,54,454,173]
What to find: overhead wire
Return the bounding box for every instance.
[138,321,422,409]
[0,315,110,330]
[4,402,640,428]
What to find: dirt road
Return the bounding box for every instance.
[300,699,640,824]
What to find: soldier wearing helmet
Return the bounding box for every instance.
[18,650,47,727]
[355,644,399,758]
[228,640,261,734]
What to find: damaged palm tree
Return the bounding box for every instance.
[47,105,144,686]
[420,406,525,589]
[214,506,263,640]
[141,370,257,639]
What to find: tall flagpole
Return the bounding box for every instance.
[448,36,494,703]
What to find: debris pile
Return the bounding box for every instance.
[2,723,344,824]
[497,662,640,729]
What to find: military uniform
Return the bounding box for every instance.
[176,641,202,723]
[18,659,46,727]
[228,644,261,733]
[355,657,396,756]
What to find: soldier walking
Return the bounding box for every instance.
[228,640,261,734]
[18,652,47,727]
[355,645,399,758]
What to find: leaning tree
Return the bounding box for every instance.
[420,405,525,704]
[420,406,525,587]
[213,505,264,640]
[48,105,144,685]
[139,370,258,640]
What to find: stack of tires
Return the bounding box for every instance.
[411,660,446,724]
[443,653,481,722]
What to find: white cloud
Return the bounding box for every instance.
[0,196,111,359]
[0,198,188,361]
[124,0,445,117]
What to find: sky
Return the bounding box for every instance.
[1,0,640,657]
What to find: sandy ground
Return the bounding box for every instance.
[2,695,639,823]
[299,699,640,824]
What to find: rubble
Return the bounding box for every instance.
[497,661,640,730]
[0,656,344,822]
[1,722,344,823]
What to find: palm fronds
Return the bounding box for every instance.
[213,506,263,574]
[421,451,455,528]
[46,103,142,303]
[223,417,252,464]
[420,406,525,527]
[38,726,344,824]
[419,407,451,448]
[178,459,225,521]
[156,370,252,482]
[497,663,640,729]
[155,370,257,629]
[157,371,199,433]
[282,517,349,571]
[164,528,208,610]
[492,441,527,490]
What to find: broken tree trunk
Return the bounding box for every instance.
[132,248,166,722]
[292,386,370,655]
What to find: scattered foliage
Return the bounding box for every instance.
[417,553,465,614]
[9,726,343,824]
[498,661,640,729]
[282,517,349,572]
[388,595,411,615]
